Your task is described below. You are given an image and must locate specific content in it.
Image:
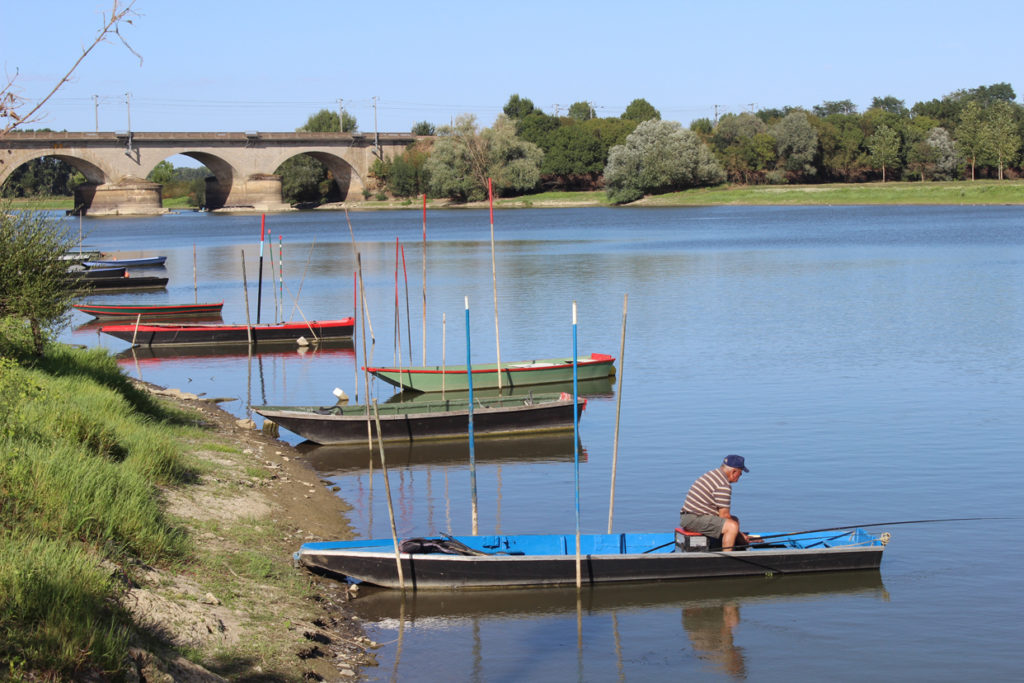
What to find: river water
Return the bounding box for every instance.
[61,205,1024,681]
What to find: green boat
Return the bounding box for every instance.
[363,353,616,393]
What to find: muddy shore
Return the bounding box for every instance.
[128,381,376,681]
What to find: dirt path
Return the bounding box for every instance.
[125,382,378,681]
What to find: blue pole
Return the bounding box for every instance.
[573,301,581,588]
[466,296,478,534]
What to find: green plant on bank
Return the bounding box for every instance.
[0,342,199,677]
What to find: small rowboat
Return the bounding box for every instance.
[99,317,355,346]
[74,302,224,319]
[83,255,167,268]
[296,528,889,590]
[253,392,585,445]
[364,353,616,393]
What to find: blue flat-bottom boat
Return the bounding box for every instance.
[295,528,888,590]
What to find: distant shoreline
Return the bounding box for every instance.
[8,179,1024,213]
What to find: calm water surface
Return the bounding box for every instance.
[62,205,1024,681]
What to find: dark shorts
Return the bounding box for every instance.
[679,512,725,539]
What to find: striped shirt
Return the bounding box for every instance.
[681,467,732,516]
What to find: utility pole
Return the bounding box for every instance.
[372,96,380,156]
[338,98,344,132]
[713,104,720,125]
[125,92,131,132]
[93,95,99,132]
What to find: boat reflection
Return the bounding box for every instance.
[75,315,224,332]
[295,432,585,474]
[113,339,355,363]
[382,376,615,403]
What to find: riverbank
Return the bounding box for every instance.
[11,179,1024,214]
[0,343,375,681]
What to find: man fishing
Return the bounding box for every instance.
[680,455,752,551]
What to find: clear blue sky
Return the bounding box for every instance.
[3,0,1022,135]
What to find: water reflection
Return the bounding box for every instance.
[684,601,745,678]
[295,432,584,474]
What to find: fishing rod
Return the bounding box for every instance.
[644,516,1011,554]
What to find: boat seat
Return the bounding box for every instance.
[675,526,709,552]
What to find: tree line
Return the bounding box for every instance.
[4,82,1022,206]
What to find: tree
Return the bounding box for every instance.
[770,112,819,176]
[866,124,901,181]
[568,101,595,121]
[425,114,542,201]
[1,1,139,135]
[956,101,985,180]
[411,121,436,136]
[870,96,909,117]
[0,204,76,355]
[503,94,535,120]
[603,120,725,204]
[147,160,174,184]
[622,98,661,123]
[813,100,858,117]
[983,101,1021,180]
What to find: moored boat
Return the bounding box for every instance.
[69,274,169,291]
[364,353,616,393]
[253,392,585,445]
[83,255,167,268]
[99,317,355,346]
[296,528,889,590]
[74,301,224,319]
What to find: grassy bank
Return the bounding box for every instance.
[0,324,365,680]
[9,180,1024,215]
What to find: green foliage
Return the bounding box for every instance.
[1,156,78,198]
[0,204,76,355]
[302,108,340,132]
[568,101,595,121]
[425,115,542,201]
[604,120,725,204]
[771,112,819,176]
[503,94,535,120]
[411,120,436,136]
[813,100,858,116]
[866,124,902,181]
[147,160,175,184]
[384,142,432,197]
[622,98,660,122]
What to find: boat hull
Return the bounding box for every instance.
[254,393,585,444]
[83,256,166,268]
[296,530,886,590]
[365,353,616,392]
[70,276,169,292]
[74,302,224,319]
[100,318,354,346]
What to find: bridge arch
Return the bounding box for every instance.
[0,131,417,215]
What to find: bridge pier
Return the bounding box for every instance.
[205,173,289,212]
[73,178,165,216]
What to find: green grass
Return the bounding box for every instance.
[0,342,199,677]
[638,179,1024,206]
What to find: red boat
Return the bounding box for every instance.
[100,318,355,347]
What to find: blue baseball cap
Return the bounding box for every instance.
[723,454,749,472]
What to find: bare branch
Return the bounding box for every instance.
[1,1,140,136]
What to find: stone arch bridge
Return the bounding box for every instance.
[0,131,418,215]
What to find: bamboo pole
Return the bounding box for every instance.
[353,270,359,402]
[357,254,374,452]
[421,194,427,366]
[372,399,405,592]
[345,210,375,344]
[192,243,197,304]
[572,301,581,590]
[241,250,253,346]
[289,237,317,320]
[277,235,284,322]
[607,293,628,533]
[488,178,503,391]
[441,312,447,398]
[466,296,478,535]
[131,313,142,346]
[401,243,412,367]
[267,230,279,323]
